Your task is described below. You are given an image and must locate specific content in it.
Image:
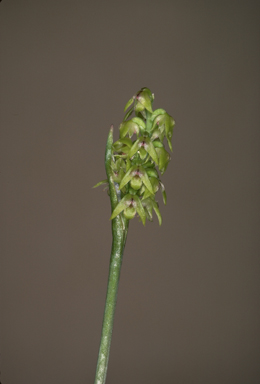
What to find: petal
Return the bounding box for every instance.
[166,136,173,152]
[151,128,164,142]
[119,121,139,138]
[163,114,173,138]
[132,195,146,225]
[127,138,141,159]
[141,198,153,220]
[151,108,166,123]
[123,106,134,121]
[156,147,170,174]
[145,167,159,178]
[151,114,165,131]
[145,138,159,165]
[119,165,136,190]
[131,117,146,132]
[151,200,162,226]
[142,198,162,226]
[139,147,147,159]
[124,97,134,112]
[152,140,164,148]
[112,168,125,183]
[149,177,160,193]
[140,87,153,100]
[159,181,167,205]
[119,138,133,148]
[135,100,145,113]
[109,194,132,220]
[139,166,154,195]
[125,158,132,172]
[137,91,153,113]
[114,138,133,148]
[142,187,153,200]
[143,160,155,168]
[162,190,167,205]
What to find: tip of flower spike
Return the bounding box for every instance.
[110,125,114,133]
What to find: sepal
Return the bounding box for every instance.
[151,113,175,152]
[124,97,135,112]
[135,89,153,113]
[123,106,134,121]
[155,147,171,174]
[119,120,140,138]
[110,194,146,225]
[128,137,159,165]
[119,165,154,195]
[142,197,162,226]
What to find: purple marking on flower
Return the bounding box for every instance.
[138,140,147,149]
[132,168,142,177]
[127,197,137,208]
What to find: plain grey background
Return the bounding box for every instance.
[1,1,260,383]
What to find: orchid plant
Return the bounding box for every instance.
[93,88,175,384]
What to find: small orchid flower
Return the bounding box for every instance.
[119,117,146,138]
[155,146,171,174]
[113,137,133,158]
[141,197,162,226]
[110,158,126,183]
[119,165,154,195]
[128,136,159,165]
[110,194,146,225]
[151,112,175,151]
[135,88,153,114]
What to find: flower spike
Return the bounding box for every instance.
[95,87,175,226]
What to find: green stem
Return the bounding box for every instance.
[94,127,129,384]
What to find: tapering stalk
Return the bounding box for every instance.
[94,127,129,384]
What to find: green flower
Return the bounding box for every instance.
[110,194,146,225]
[119,165,154,195]
[128,136,159,164]
[135,88,153,114]
[152,112,175,151]
[155,147,171,174]
[113,138,133,158]
[141,197,162,225]
[110,158,126,183]
[140,176,167,204]
[119,117,146,138]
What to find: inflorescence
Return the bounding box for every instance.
[94,87,175,226]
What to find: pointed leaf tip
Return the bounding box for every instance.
[124,97,134,112]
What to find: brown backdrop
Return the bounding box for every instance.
[1,1,260,383]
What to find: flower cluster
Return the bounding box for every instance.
[94,87,175,225]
